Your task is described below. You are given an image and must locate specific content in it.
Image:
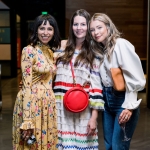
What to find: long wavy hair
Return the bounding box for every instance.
[28,14,61,50]
[89,13,121,61]
[57,9,95,68]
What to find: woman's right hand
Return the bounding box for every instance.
[20,129,33,141]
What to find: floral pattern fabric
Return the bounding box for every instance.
[12,44,58,150]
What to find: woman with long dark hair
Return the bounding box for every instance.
[53,9,104,150]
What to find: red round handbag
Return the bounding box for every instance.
[63,61,89,113]
[63,86,89,113]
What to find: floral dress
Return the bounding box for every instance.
[12,43,58,150]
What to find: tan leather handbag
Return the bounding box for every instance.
[63,61,89,113]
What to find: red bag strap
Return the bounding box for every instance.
[70,60,90,88]
[70,60,76,85]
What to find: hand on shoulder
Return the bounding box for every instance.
[60,40,68,50]
[53,40,68,61]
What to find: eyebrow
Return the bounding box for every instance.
[73,21,86,23]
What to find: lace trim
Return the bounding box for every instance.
[20,121,35,130]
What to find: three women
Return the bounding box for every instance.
[13,10,146,150]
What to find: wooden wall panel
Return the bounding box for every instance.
[65,0,147,58]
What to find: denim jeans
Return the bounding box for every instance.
[102,86,140,150]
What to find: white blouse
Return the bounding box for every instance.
[100,38,146,109]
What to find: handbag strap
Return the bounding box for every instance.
[70,60,76,85]
[70,60,90,88]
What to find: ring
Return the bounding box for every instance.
[125,115,129,119]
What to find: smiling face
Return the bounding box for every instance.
[90,20,108,45]
[37,20,54,45]
[72,16,87,40]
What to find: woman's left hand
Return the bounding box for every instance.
[118,109,133,124]
[87,118,97,136]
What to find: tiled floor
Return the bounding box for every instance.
[0,72,150,150]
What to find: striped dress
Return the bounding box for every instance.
[53,49,104,150]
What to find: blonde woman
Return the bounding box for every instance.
[89,13,146,150]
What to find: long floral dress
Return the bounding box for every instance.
[12,43,58,150]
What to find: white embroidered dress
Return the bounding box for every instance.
[53,49,104,150]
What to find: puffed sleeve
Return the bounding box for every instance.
[53,40,67,62]
[113,38,146,109]
[89,58,105,110]
[20,45,35,130]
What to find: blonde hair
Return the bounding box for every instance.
[89,13,121,60]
